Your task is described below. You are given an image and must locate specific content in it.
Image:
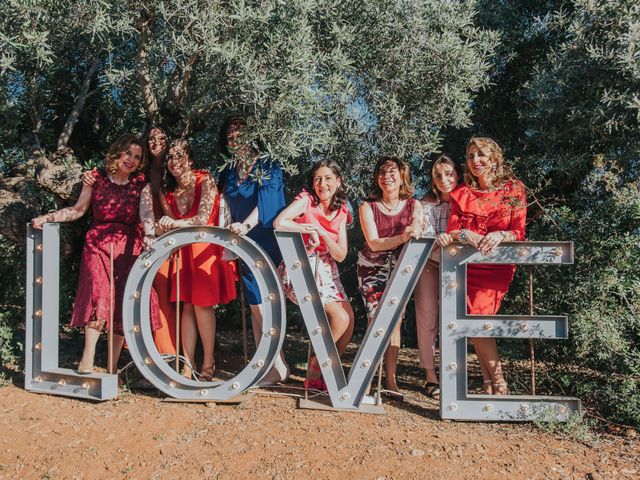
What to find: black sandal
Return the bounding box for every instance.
[424,382,440,400]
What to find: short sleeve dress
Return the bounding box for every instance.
[356,198,417,319]
[447,180,527,315]
[163,170,237,306]
[70,169,160,335]
[278,190,352,305]
[221,159,286,305]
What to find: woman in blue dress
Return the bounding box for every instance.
[219,116,289,384]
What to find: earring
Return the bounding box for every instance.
[491,164,497,173]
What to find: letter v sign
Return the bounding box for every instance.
[275,232,435,411]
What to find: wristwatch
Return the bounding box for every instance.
[459,229,469,244]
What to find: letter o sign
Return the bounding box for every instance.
[122,226,286,401]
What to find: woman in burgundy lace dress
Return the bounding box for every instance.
[32,134,160,374]
[357,157,422,396]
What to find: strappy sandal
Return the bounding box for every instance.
[181,365,193,380]
[424,382,440,400]
[200,363,215,382]
[482,380,493,395]
[493,382,510,395]
[382,389,405,401]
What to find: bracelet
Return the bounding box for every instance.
[244,223,252,232]
[499,230,508,240]
[459,229,468,244]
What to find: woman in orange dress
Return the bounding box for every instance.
[158,139,237,380]
[444,137,527,394]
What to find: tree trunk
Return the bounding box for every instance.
[57,51,104,150]
[137,15,160,124]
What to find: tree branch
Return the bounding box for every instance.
[137,15,160,123]
[57,50,104,150]
[174,51,199,106]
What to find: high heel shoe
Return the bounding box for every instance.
[493,382,510,395]
[200,363,215,382]
[304,360,326,391]
[303,378,326,391]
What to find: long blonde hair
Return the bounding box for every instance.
[464,137,511,188]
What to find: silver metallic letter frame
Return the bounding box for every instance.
[440,241,581,421]
[275,231,435,410]
[122,226,286,401]
[25,224,118,400]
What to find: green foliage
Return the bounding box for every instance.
[533,407,599,446]
[0,237,25,377]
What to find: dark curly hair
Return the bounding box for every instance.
[105,133,147,175]
[306,159,348,213]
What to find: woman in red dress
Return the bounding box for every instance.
[32,134,160,374]
[274,159,355,390]
[444,137,527,395]
[85,126,177,356]
[158,139,237,381]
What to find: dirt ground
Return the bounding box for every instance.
[1,335,638,480]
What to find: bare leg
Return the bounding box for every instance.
[109,334,125,374]
[472,337,505,394]
[384,322,402,392]
[308,301,355,380]
[180,303,197,377]
[194,305,216,380]
[78,326,101,372]
[250,304,288,383]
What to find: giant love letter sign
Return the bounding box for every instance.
[439,242,581,420]
[25,224,581,421]
[121,226,286,401]
[274,232,435,411]
[26,224,118,400]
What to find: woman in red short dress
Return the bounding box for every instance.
[274,159,355,390]
[445,137,527,395]
[32,134,160,374]
[158,139,237,381]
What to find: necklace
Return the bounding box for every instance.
[108,174,129,185]
[380,198,402,213]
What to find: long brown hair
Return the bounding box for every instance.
[105,134,147,175]
[306,159,348,213]
[371,156,414,200]
[162,138,194,193]
[143,124,171,167]
[429,154,462,203]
